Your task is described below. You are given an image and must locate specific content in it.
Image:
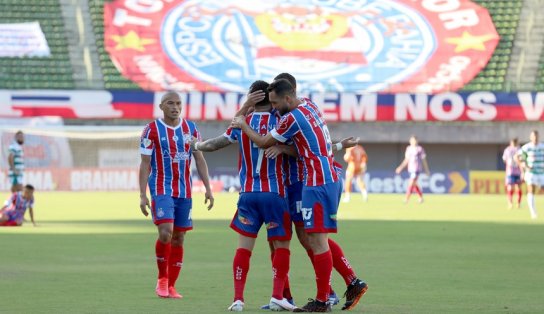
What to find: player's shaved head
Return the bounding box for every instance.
[268,79,295,98]
[274,73,296,89]
[161,91,180,103]
[249,80,270,108]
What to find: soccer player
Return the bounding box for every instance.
[502,138,522,209]
[343,144,368,203]
[0,184,35,227]
[231,79,368,312]
[139,91,214,299]
[395,136,430,203]
[7,131,25,193]
[516,130,544,219]
[192,80,296,312]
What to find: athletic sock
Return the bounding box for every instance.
[328,239,357,285]
[272,248,290,300]
[527,193,537,218]
[405,185,413,200]
[168,245,184,288]
[517,189,522,205]
[233,248,252,302]
[413,185,423,198]
[507,188,514,203]
[313,250,333,302]
[155,240,171,279]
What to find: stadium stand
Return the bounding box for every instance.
[0,0,75,89]
[0,0,540,91]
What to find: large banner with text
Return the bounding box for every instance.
[1,90,543,121]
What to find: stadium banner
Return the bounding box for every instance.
[0,22,51,57]
[0,117,73,170]
[103,0,498,94]
[1,90,543,122]
[469,171,544,194]
[0,168,224,192]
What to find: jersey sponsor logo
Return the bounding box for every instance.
[266,221,279,230]
[173,151,190,163]
[105,0,498,93]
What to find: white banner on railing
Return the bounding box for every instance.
[0,22,51,57]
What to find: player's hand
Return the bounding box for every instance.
[265,146,283,159]
[395,167,402,174]
[245,90,265,107]
[340,137,360,149]
[189,136,199,151]
[140,195,150,216]
[204,191,214,210]
[230,116,245,129]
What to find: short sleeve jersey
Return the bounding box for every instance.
[270,98,338,186]
[8,141,24,175]
[518,142,544,175]
[502,146,521,176]
[224,112,285,196]
[140,119,200,198]
[3,192,33,224]
[405,145,426,173]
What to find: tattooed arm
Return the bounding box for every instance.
[191,135,232,152]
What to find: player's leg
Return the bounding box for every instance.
[228,193,261,311]
[151,195,176,298]
[355,172,368,202]
[515,183,523,208]
[525,173,538,219]
[167,197,193,298]
[343,168,354,203]
[506,183,514,209]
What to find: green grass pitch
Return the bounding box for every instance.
[1,192,543,313]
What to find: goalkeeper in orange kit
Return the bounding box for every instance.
[343,144,368,203]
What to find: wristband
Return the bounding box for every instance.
[194,142,201,151]
[335,142,343,151]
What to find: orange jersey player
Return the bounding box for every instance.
[343,144,368,202]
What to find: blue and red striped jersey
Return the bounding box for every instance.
[224,112,286,196]
[2,192,33,224]
[271,98,339,186]
[284,156,304,186]
[140,119,200,198]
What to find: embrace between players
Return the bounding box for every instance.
[139,73,368,312]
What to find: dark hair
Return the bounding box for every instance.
[249,80,270,108]
[511,137,518,145]
[274,73,296,89]
[531,130,539,135]
[25,184,34,191]
[267,79,295,97]
[15,130,23,135]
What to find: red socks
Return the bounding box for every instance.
[155,240,171,279]
[328,239,357,285]
[233,248,252,302]
[168,245,184,288]
[507,188,514,203]
[272,248,291,299]
[313,250,333,302]
[413,185,422,197]
[517,189,522,204]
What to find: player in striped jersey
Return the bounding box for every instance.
[516,130,544,219]
[502,138,522,209]
[191,81,296,312]
[7,131,25,193]
[395,136,430,203]
[139,92,214,299]
[0,184,35,227]
[231,79,368,312]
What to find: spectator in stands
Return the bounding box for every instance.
[502,138,523,209]
[516,130,544,219]
[0,184,35,227]
[7,131,25,193]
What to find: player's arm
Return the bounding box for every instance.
[192,135,231,152]
[265,144,298,159]
[192,151,214,210]
[396,157,408,174]
[422,158,430,175]
[231,116,279,148]
[235,90,265,117]
[139,154,151,217]
[332,137,359,153]
[516,150,529,171]
[7,150,16,174]
[28,206,36,226]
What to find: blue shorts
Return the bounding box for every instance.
[506,175,521,185]
[409,171,420,179]
[151,195,192,231]
[301,181,340,233]
[230,192,292,241]
[287,181,304,226]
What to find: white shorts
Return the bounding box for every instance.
[524,172,544,187]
